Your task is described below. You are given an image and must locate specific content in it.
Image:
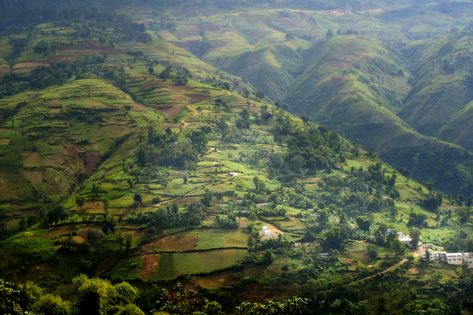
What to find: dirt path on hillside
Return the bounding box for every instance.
[344,251,421,287]
[156,168,235,206]
[344,258,407,287]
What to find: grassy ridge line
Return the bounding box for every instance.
[401,33,473,151]
[135,8,311,101]
[121,33,255,96]
[437,101,473,151]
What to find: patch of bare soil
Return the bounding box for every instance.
[83,152,101,175]
[57,44,121,54]
[82,201,106,211]
[13,62,49,71]
[141,233,197,253]
[22,170,44,187]
[139,254,160,280]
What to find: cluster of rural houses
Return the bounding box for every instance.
[422,250,473,268]
[259,225,473,268]
[395,230,473,269]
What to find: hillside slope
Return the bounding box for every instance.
[401,32,473,151]
[438,101,473,151]
[0,78,162,229]
[285,35,473,195]
[138,7,314,100]
[1,2,473,313]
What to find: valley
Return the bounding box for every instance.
[145,1,473,196]
[0,1,472,314]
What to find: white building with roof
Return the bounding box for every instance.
[463,253,473,268]
[422,250,473,268]
[445,253,464,265]
[422,251,447,262]
[260,225,272,240]
[397,232,414,247]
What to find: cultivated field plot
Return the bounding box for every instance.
[155,249,247,280]
[0,59,9,78]
[141,228,248,253]
[344,241,393,264]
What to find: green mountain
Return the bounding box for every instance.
[141,2,473,196]
[0,78,162,204]
[1,1,473,314]
[285,35,473,196]
[401,31,473,151]
[438,101,473,150]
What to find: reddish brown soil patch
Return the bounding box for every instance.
[83,201,106,212]
[157,82,211,117]
[96,255,119,274]
[63,144,78,157]
[58,44,121,54]
[160,104,187,117]
[22,170,44,187]
[142,233,197,252]
[23,151,40,166]
[83,152,101,175]
[340,257,355,265]
[139,254,160,281]
[187,91,211,103]
[240,283,275,301]
[13,62,49,72]
[43,224,88,238]
[240,283,297,302]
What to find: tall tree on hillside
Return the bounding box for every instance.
[410,228,421,250]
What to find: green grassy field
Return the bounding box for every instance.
[155,249,247,280]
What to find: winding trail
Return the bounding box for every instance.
[344,251,421,287]
[344,258,408,287]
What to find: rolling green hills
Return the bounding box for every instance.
[285,35,473,196]
[136,2,473,196]
[1,10,469,311]
[1,1,473,314]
